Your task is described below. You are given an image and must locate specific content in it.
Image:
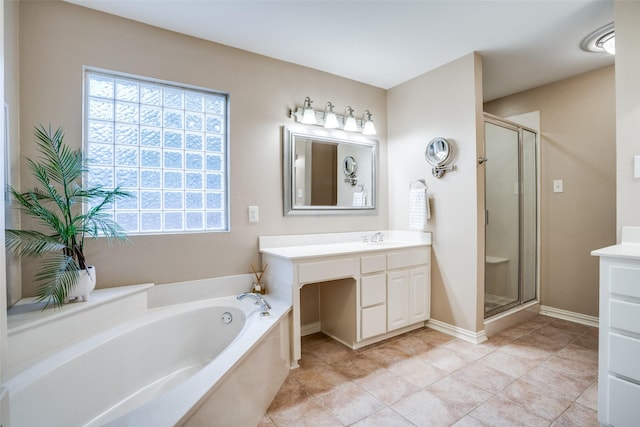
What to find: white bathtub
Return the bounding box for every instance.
[5,295,290,427]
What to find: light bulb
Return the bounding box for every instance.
[344,107,357,132]
[301,96,316,124]
[323,102,339,129]
[362,110,376,135]
[601,35,615,55]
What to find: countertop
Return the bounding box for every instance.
[260,240,429,260]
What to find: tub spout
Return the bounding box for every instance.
[237,292,271,315]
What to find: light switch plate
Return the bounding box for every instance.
[634,156,640,178]
[553,179,563,193]
[248,206,259,222]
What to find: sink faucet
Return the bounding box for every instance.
[371,232,384,243]
[237,292,271,316]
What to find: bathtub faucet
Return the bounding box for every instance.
[237,292,271,316]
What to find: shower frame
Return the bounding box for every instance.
[483,113,540,319]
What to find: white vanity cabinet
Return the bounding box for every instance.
[592,227,640,427]
[260,231,432,367]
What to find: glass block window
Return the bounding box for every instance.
[84,69,229,233]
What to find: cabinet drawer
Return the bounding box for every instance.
[387,248,429,270]
[609,376,640,427]
[361,274,386,307]
[610,333,640,380]
[298,258,356,283]
[610,300,640,335]
[361,305,387,339]
[361,254,386,274]
[611,265,640,298]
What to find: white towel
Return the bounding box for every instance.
[409,188,430,230]
[353,191,366,207]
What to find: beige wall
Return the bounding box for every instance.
[485,66,616,317]
[388,53,485,333]
[16,1,388,295]
[615,0,640,237]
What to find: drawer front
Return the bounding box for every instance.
[361,274,386,307]
[387,248,429,270]
[298,257,357,283]
[610,299,640,335]
[611,265,640,299]
[361,254,387,274]
[361,305,387,339]
[610,333,640,381]
[609,376,640,427]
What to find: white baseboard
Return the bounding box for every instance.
[426,319,487,344]
[539,305,599,328]
[300,321,321,336]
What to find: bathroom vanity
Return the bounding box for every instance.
[260,231,431,367]
[592,226,640,427]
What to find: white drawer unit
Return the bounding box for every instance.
[361,274,386,307]
[260,231,432,367]
[592,227,640,427]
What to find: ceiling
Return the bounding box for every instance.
[64,0,615,101]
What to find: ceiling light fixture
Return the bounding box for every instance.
[581,22,615,55]
[323,102,339,129]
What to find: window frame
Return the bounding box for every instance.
[82,66,231,235]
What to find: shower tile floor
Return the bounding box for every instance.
[261,315,598,426]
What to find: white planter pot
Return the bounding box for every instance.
[66,266,96,302]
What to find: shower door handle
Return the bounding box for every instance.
[485,210,489,225]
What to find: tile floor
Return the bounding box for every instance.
[260,315,599,426]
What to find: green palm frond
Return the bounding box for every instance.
[34,253,79,308]
[6,125,133,308]
[5,229,66,258]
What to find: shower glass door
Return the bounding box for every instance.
[484,118,538,317]
[484,122,520,315]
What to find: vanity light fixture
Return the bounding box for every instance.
[323,102,340,129]
[361,110,376,135]
[290,98,376,135]
[581,22,615,55]
[343,106,358,132]
[301,96,317,124]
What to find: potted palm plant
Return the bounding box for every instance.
[5,125,132,307]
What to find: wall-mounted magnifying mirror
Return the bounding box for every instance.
[343,156,357,176]
[425,137,455,178]
[283,125,377,215]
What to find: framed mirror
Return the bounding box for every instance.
[283,125,377,215]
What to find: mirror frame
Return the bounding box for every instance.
[283,124,378,216]
[425,137,452,166]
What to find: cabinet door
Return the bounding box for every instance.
[409,266,430,323]
[387,270,409,331]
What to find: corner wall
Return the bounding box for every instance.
[387,53,484,333]
[17,0,387,295]
[615,0,640,236]
[485,66,616,317]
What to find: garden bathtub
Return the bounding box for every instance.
[5,295,290,426]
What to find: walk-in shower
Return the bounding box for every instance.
[483,114,538,318]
